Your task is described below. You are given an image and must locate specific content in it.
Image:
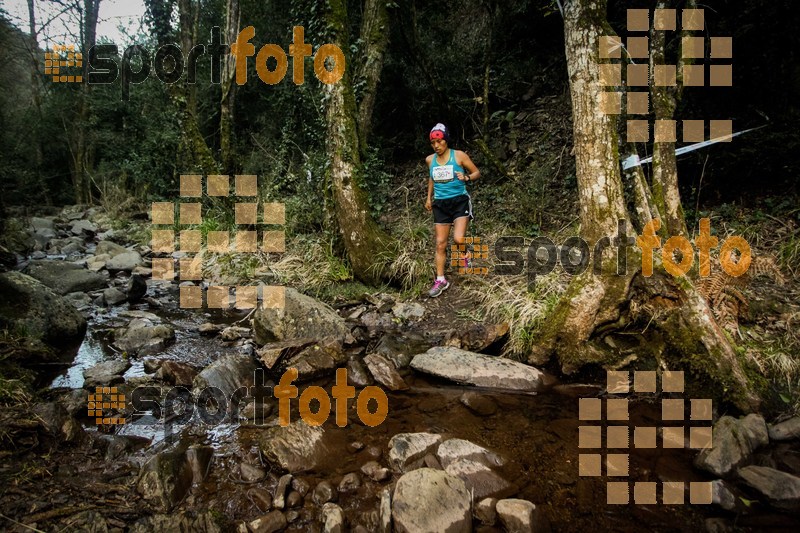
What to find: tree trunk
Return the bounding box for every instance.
[220,0,239,172]
[649,0,688,237]
[26,0,51,204]
[323,0,393,284]
[530,0,758,412]
[355,0,390,155]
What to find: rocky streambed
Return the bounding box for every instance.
[1,207,800,532]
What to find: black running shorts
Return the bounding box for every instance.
[432,194,473,224]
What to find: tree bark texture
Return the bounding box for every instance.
[220,0,240,172]
[323,0,393,284]
[355,0,390,155]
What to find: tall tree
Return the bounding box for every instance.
[531,0,758,411]
[321,0,394,284]
[219,0,239,171]
[25,0,51,204]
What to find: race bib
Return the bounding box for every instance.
[432,165,454,183]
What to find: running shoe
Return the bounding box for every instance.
[428,278,450,297]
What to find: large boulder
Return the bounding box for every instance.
[737,466,800,510]
[106,251,143,272]
[391,468,471,533]
[193,353,257,399]
[496,498,542,533]
[253,287,351,344]
[768,417,800,442]
[278,338,347,381]
[255,421,330,473]
[137,443,211,512]
[24,259,107,295]
[695,414,768,477]
[83,360,131,388]
[0,271,86,353]
[411,347,545,392]
[113,318,175,356]
[388,432,443,473]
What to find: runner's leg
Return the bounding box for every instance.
[435,223,451,277]
[453,215,470,265]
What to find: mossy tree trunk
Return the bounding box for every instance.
[219,0,239,172]
[530,0,759,412]
[323,0,394,284]
[355,0,390,155]
[649,0,689,237]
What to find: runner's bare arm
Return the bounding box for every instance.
[456,151,480,182]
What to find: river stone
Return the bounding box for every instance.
[737,465,800,510]
[460,391,497,416]
[274,473,293,509]
[322,503,345,533]
[0,271,87,352]
[389,433,444,472]
[695,414,769,477]
[103,287,127,306]
[70,219,97,235]
[126,273,147,303]
[291,477,310,496]
[392,468,471,533]
[240,463,266,483]
[65,291,92,309]
[30,216,55,232]
[475,497,498,525]
[83,360,131,388]
[768,417,800,441]
[186,444,213,484]
[347,357,373,387]
[361,461,391,482]
[437,438,505,469]
[338,472,362,493]
[257,422,329,473]
[248,488,273,512]
[411,347,545,391]
[130,512,221,533]
[248,511,287,533]
[256,338,316,369]
[280,337,347,381]
[106,251,143,272]
[61,241,83,256]
[32,402,84,443]
[374,335,415,369]
[712,479,737,511]
[155,361,198,387]
[364,353,408,391]
[95,240,128,258]
[24,259,107,295]
[458,322,510,352]
[137,446,195,512]
[253,287,351,344]
[444,458,511,500]
[313,480,337,505]
[392,302,425,320]
[286,490,302,508]
[496,498,540,533]
[193,353,257,399]
[114,318,176,356]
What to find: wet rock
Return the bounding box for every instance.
[496,498,541,533]
[256,338,315,369]
[313,480,337,505]
[475,497,498,526]
[32,402,84,443]
[458,322,510,352]
[106,251,143,272]
[322,503,345,533]
[0,271,87,352]
[392,468,471,533]
[31,250,47,260]
[186,444,213,484]
[437,438,505,469]
[280,338,347,381]
[445,458,511,500]
[253,287,351,344]
[392,302,425,320]
[248,511,287,533]
[143,358,162,373]
[367,445,382,459]
[65,290,92,309]
[695,414,769,477]
[96,241,128,257]
[711,479,737,511]
[198,322,221,335]
[352,526,369,533]
[114,318,175,356]
[30,216,55,232]
[25,258,107,297]
[248,487,273,512]
[367,293,395,313]
[285,510,299,523]
[241,400,273,422]
[192,353,256,399]
[221,326,250,341]
[389,432,444,473]
[61,241,84,256]
[133,265,152,277]
[411,347,545,392]
[155,360,198,387]
[130,511,221,533]
[137,446,195,512]
[379,488,391,533]
[291,477,310,496]
[70,219,97,235]
[364,353,408,391]
[126,274,147,303]
[97,433,150,461]
[460,392,497,416]
[361,461,391,482]
[240,463,267,482]
[360,311,395,336]
[421,453,441,470]
[768,417,800,441]
[257,422,330,473]
[373,335,414,369]
[737,465,800,510]
[338,472,362,493]
[83,360,131,388]
[286,490,302,508]
[274,473,293,509]
[103,287,127,306]
[346,357,373,387]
